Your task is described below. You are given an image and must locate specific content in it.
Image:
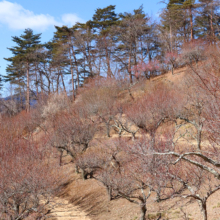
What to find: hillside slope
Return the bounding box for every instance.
[46,67,220,220]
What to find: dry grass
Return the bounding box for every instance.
[44,67,220,220]
[53,168,220,220]
[48,150,220,220]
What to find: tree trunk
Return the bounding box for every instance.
[210,2,215,42]
[69,48,75,101]
[134,39,137,67]
[26,63,30,113]
[169,12,173,52]
[155,189,161,202]
[197,124,203,151]
[139,203,147,220]
[189,7,194,41]
[40,71,43,97]
[106,122,111,138]
[82,169,89,180]
[106,48,112,78]
[107,186,112,201]
[48,77,51,95]
[75,164,79,174]
[200,202,208,220]
[71,46,80,89]
[19,89,22,110]
[61,73,67,97]
[170,23,173,52]
[56,72,60,94]
[132,132,136,141]
[51,77,55,93]
[35,69,38,98]
[104,37,112,78]
[59,150,63,166]
[86,32,93,77]
[76,57,80,89]
[128,53,133,83]
[184,9,187,43]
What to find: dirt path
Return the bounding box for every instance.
[47,197,91,220]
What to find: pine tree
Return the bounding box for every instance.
[160,7,184,52]
[166,0,196,42]
[116,6,152,82]
[92,5,119,32]
[5,29,41,112]
[54,26,79,100]
[168,0,185,9]
[195,0,220,42]
[92,5,119,77]
[183,0,196,40]
[73,21,97,79]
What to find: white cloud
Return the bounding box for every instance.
[0,1,84,31]
[62,13,84,26]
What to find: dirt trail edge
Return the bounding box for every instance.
[47,197,91,220]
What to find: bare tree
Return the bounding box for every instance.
[0,115,61,220]
[80,77,125,137]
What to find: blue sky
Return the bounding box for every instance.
[0,0,163,95]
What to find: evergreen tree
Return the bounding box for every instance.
[160,7,184,52]
[4,28,41,112]
[115,6,152,82]
[73,21,97,79]
[183,0,196,40]
[195,0,220,42]
[54,26,79,100]
[168,0,185,9]
[92,5,119,32]
[166,0,196,42]
[92,5,119,77]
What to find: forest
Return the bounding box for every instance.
[1,0,220,220]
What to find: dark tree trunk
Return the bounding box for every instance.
[201,202,207,220]
[61,73,67,96]
[106,122,111,138]
[26,63,30,113]
[169,14,173,52]
[104,36,112,78]
[128,54,133,83]
[35,69,39,98]
[210,2,215,42]
[139,203,147,220]
[189,7,194,41]
[71,46,80,90]
[56,72,60,94]
[40,71,43,97]
[69,48,75,101]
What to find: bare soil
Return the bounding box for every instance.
[47,68,220,220]
[47,163,220,220]
[46,197,91,220]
